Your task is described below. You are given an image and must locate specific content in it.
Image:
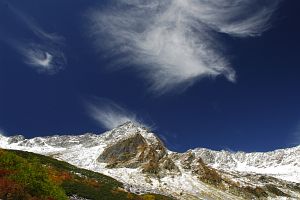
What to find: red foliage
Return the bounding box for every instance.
[0,169,14,177]
[84,179,100,188]
[49,169,72,184]
[60,171,72,181]
[0,177,26,199]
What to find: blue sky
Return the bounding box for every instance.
[0,0,300,152]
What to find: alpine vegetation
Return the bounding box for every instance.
[1,122,299,200]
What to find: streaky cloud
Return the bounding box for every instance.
[184,0,281,37]
[0,1,66,74]
[87,0,281,94]
[85,98,145,130]
[18,43,66,75]
[291,122,300,146]
[5,2,64,43]
[0,127,5,136]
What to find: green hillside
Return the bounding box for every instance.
[0,149,174,200]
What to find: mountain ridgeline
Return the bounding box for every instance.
[0,121,300,200]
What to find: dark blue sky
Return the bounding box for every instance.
[0,0,300,152]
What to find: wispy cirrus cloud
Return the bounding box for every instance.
[0,2,66,74]
[0,127,5,136]
[87,0,281,94]
[85,98,146,130]
[17,42,66,75]
[291,122,300,146]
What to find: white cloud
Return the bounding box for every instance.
[86,98,143,130]
[18,43,66,75]
[6,3,64,43]
[0,127,5,136]
[2,2,66,74]
[291,122,300,146]
[87,0,280,94]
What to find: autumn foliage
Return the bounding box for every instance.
[0,149,174,200]
[0,150,67,200]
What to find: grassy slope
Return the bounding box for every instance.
[0,149,174,200]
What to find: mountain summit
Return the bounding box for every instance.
[1,122,300,199]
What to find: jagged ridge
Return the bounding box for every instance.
[0,122,300,200]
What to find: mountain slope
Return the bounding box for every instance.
[0,148,174,200]
[0,122,300,200]
[190,146,300,183]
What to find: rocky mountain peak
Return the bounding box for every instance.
[101,121,162,146]
[97,130,180,176]
[1,125,300,199]
[98,133,149,167]
[7,135,25,144]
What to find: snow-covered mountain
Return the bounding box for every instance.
[1,122,300,200]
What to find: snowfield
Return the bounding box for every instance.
[1,122,299,200]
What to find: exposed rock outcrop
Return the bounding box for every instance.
[97,131,180,176]
[1,121,300,200]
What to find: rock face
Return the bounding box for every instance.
[1,121,300,200]
[98,131,179,175]
[98,133,154,167]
